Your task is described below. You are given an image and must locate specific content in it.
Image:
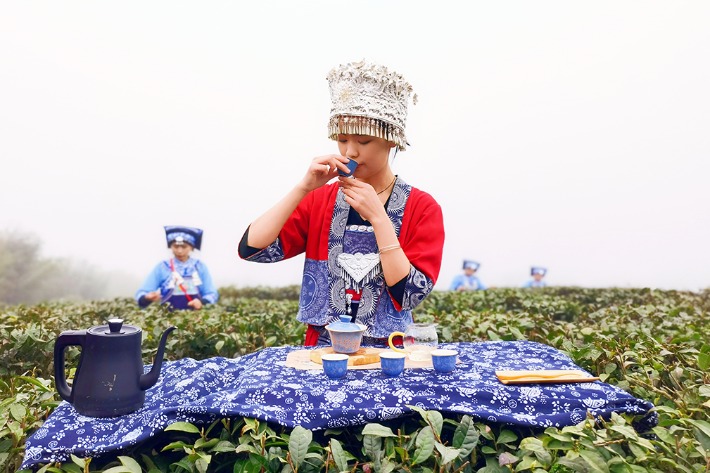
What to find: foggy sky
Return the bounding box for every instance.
[1,1,709,295]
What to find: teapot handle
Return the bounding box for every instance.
[53,330,86,403]
[388,332,406,353]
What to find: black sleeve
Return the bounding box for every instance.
[387,276,407,307]
[138,296,152,309]
[238,226,262,259]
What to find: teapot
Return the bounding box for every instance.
[388,323,438,361]
[54,318,176,417]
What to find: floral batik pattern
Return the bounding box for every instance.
[22,341,656,470]
[299,177,434,338]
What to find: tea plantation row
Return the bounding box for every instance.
[1,287,708,472]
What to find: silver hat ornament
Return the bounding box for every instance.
[327,60,417,151]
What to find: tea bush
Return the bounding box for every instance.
[1,287,709,472]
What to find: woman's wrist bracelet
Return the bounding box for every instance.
[379,244,401,254]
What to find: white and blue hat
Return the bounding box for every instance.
[463,260,480,271]
[531,267,547,276]
[164,226,203,250]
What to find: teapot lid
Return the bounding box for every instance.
[87,318,141,337]
[326,315,365,332]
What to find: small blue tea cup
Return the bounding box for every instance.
[431,349,458,373]
[379,351,406,377]
[338,160,359,178]
[322,354,349,379]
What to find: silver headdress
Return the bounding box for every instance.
[327,60,417,151]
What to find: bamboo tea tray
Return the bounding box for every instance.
[309,347,383,366]
[284,348,434,370]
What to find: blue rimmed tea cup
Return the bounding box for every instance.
[322,353,349,379]
[431,349,458,373]
[379,351,406,377]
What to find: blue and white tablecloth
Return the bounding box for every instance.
[22,341,656,469]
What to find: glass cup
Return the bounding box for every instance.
[388,323,439,361]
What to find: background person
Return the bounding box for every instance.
[238,60,445,347]
[135,225,219,310]
[523,266,548,288]
[449,260,487,291]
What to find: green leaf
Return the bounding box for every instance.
[434,443,461,465]
[698,352,710,370]
[118,455,143,473]
[70,454,85,468]
[9,404,26,421]
[210,440,237,453]
[380,458,397,473]
[452,415,479,458]
[330,438,349,473]
[161,441,191,452]
[288,425,312,470]
[362,433,381,461]
[194,438,219,450]
[652,426,675,444]
[102,467,134,473]
[17,376,52,392]
[496,429,518,444]
[412,426,435,465]
[519,437,546,453]
[579,449,610,473]
[233,456,263,473]
[195,454,211,473]
[361,423,397,438]
[173,458,196,473]
[235,444,259,455]
[60,464,82,473]
[628,442,647,461]
[609,424,638,440]
[165,422,201,434]
[497,451,518,466]
[408,405,429,422]
[426,410,444,437]
[686,419,710,450]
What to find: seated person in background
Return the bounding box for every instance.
[135,225,219,310]
[450,260,487,291]
[523,266,547,288]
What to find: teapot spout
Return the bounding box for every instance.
[139,326,176,390]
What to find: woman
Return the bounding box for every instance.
[523,267,548,288]
[136,225,219,310]
[450,260,487,291]
[239,60,445,346]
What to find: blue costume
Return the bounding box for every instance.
[450,260,487,291]
[523,266,547,288]
[449,274,487,291]
[522,279,547,288]
[135,257,218,309]
[135,226,219,310]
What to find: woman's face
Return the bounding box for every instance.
[337,134,395,180]
[170,242,193,262]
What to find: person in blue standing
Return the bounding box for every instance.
[523,266,548,288]
[135,226,219,310]
[449,260,487,291]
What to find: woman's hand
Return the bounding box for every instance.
[188,298,203,310]
[299,155,350,193]
[145,291,161,302]
[338,177,388,224]
[246,154,349,250]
